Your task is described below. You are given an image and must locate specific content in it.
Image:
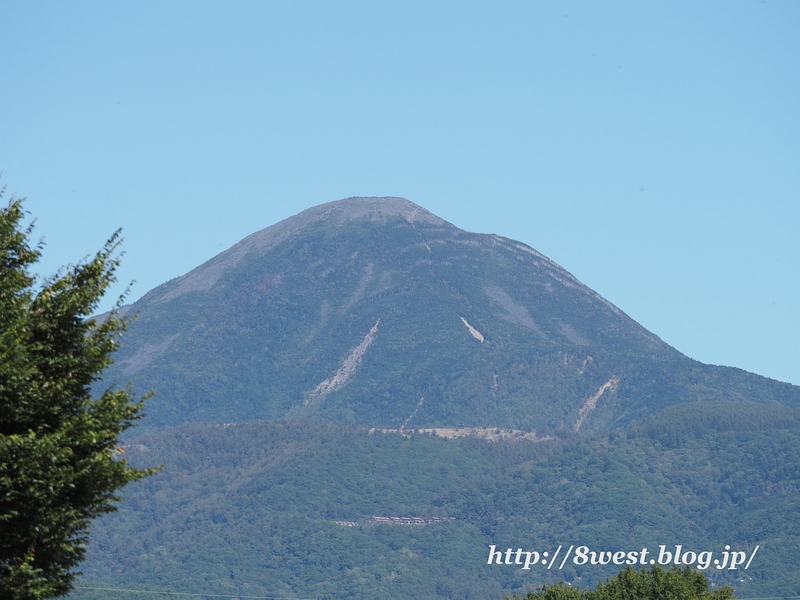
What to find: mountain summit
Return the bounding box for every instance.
[107,197,800,434]
[138,197,447,305]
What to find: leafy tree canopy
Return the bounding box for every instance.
[0,195,154,599]
[514,565,735,600]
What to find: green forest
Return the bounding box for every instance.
[67,401,800,599]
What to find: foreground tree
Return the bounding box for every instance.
[0,196,154,599]
[513,565,736,600]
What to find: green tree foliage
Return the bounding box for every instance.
[0,196,154,599]
[515,565,735,600]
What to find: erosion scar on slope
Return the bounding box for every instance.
[460,317,485,342]
[401,396,425,430]
[307,319,380,405]
[573,376,619,432]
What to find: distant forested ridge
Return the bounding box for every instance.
[69,402,800,599]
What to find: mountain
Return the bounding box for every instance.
[104,196,800,435]
[69,197,800,600]
[70,403,800,600]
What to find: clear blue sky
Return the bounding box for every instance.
[2,1,798,385]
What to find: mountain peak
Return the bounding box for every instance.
[236,196,451,255]
[142,197,451,304]
[306,196,447,225]
[113,195,800,436]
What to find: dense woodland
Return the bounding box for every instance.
[67,401,800,599]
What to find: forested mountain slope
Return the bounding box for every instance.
[70,197,800,599]
[102,197,800,435]
[70,402,800,599]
